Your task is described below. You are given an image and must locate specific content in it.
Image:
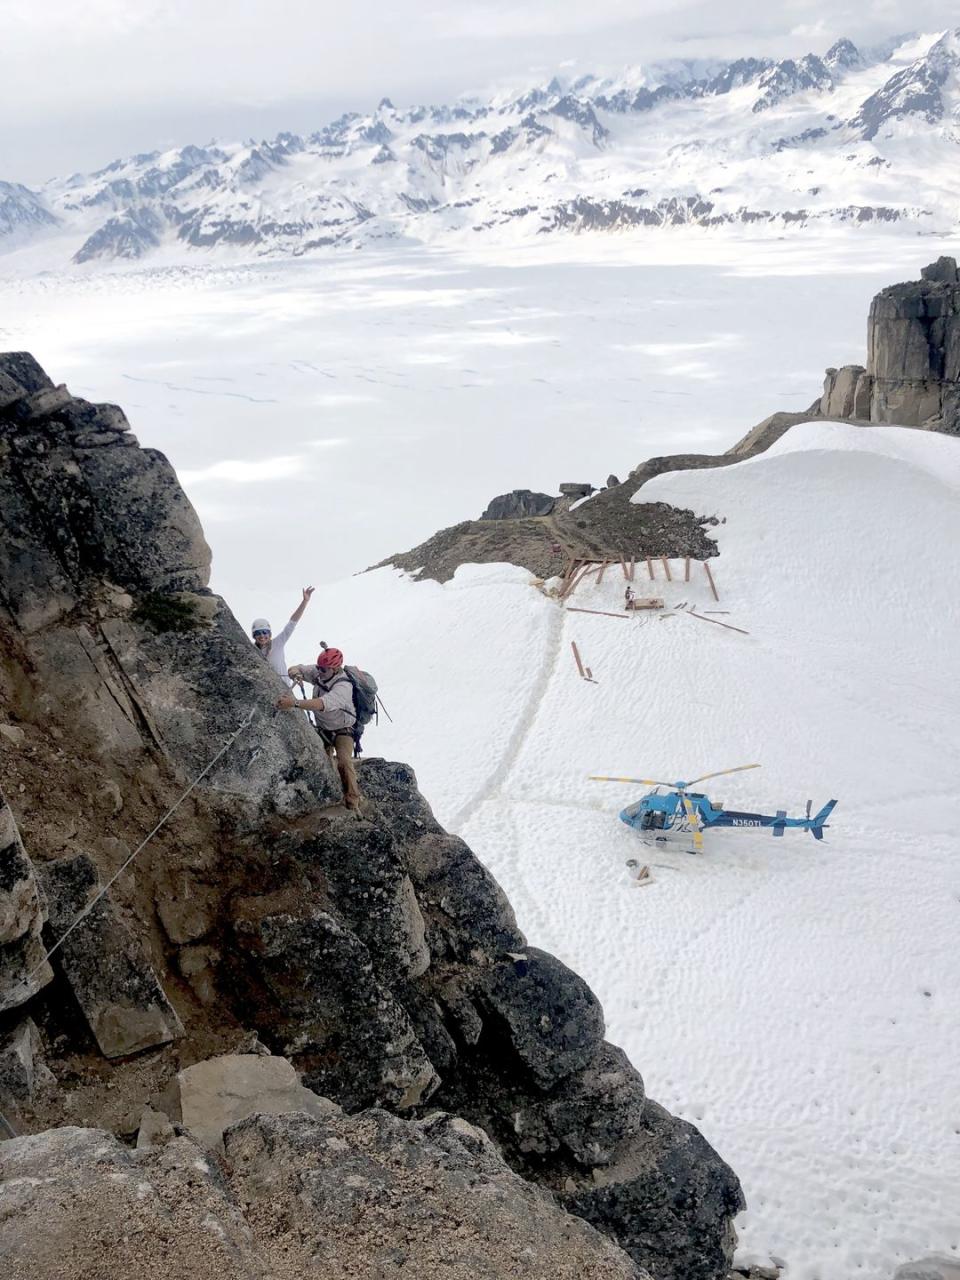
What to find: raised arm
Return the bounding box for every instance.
[289,586,314,625]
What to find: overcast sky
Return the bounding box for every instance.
[1,0,954,184]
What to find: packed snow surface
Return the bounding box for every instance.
[303,422,960,1279]
[3,232,956,630]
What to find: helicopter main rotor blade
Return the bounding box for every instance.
[589,776,675,787]
[684,763,761,787]
[681,793,704,853]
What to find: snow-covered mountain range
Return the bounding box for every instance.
[4,29,960,267]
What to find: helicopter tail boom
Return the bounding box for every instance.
[810,799,838,840]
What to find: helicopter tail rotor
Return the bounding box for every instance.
[810,799,838,840]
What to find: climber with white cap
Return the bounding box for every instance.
[251,587,314,683]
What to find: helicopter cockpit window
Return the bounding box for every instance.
[640,811,666,830]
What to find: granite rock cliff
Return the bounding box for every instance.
[0,353,742,1279]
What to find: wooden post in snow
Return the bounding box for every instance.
[661,557,672,581]
[684,556,691,582]
[571,641,586,678]
[703,560,720,602]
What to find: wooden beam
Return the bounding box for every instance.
[646,557,654,580]
[703,559,720,602]
[684,556,691,582]
[661,557,672,581]
[686,610,749,636]
[571,641,586,678]
[566,606,629,620]
[560,561,596,600]
[597,560,609,584]
[559,557,579,593]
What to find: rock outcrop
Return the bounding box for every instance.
[481,489,555,519]
[0,1110,650,1280]
[0,351,742,1279]
[817,258,960,433]
[0,789,51,1013]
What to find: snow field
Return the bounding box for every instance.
[308,422,960,1279]
[0,234,949,633]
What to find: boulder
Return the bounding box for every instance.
[175,943,221,1005]
[0,789,52,1014]
[920,256,959,284]
[358,760,524,960]
[481,489,555,520]
[0,1126,264,1279]
[37,854,184,1058]
[134,1103,175,1150]
[160,1053,338,1149]
[0,1017,42,1106]
[230,901,437,1110]
[282,814,430,984]
[0,1114,648,1280]
[225,1110,648,1278]
[559,482,595,497]
[476,949,605,1089]
[563,1099,745,1280]
[819,364,865,417]
[406,831,525,960]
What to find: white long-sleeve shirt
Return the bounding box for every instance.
[260,618,297,683]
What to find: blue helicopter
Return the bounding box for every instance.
[589,763,837,852]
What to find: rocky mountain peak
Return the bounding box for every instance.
[0,353,743,1277]
[851,27,960,139]
[825,37,862,69]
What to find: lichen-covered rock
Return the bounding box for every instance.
[562,1099,745,1280]
[0,1127,263,1279]
[477,949,606,1088]
[0,789,51,1013]
[280,812,430,983]
[359,760,524,960]
[0,1113,649,1280]
[230,901,437,1110]
[224,1109,649,1279]
[36,854,183,1058]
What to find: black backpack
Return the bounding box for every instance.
[343,665,378,750]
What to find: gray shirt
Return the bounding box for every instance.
[289,664,356,733]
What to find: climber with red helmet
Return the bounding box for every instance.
[279,647,361,811]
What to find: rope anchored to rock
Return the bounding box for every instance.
[2,710,259,1144]
[15,708,258,1004]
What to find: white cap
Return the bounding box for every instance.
[251,617,271,633]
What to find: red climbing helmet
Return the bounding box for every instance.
[317,647,343,669]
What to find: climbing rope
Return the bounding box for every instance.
[13,708,257,1003]
[0,709,258,1144]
